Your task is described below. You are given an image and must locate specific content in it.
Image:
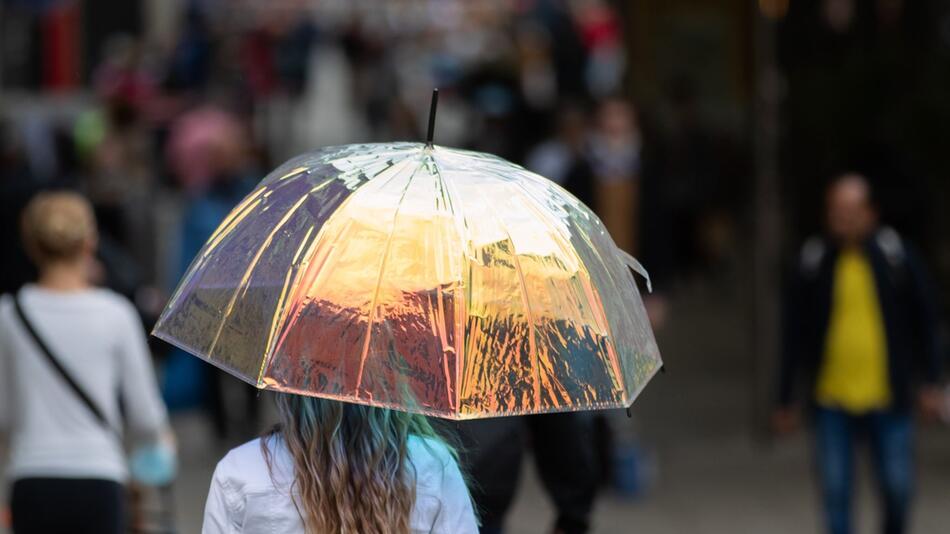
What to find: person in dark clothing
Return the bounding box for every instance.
[525,103,595,208]
[773,173,943,534]
[459,413,599,534]
[11,479,125,534]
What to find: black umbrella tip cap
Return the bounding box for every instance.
[426,88,439,146]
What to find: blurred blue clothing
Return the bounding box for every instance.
[162,175,255,411]
[814,407,913,534]
[166,7,213,91]
[178,174,257,273]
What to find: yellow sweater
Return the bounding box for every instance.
[815,249,892,413]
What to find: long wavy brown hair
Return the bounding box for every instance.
[263,393,456,534]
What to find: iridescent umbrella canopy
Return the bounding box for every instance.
[154,137,662,419]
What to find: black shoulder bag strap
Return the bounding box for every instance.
[13,293,117,435]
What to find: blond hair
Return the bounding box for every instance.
[21,191,97,266]
[264,394,461,534]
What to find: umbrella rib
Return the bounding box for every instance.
[572,222,635,393]
[204,186,268,250]
[509,178,626,397]
[263,164,390,373]
[201,167,310,263]
[354,156,423,395]
[205,192,312,366]
[429,152,469,413]
[266,155,413,390]
[161,193,266,318]
[255,179,343,383]
[473,184,542,410]
[265,215,360,381]
[256,224,315,384]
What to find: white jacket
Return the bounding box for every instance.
[203,435,478,534]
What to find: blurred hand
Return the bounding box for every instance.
[158,425,178,454]
[771,406,801,436]
[916,386,943,424]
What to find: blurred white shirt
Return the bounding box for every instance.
[203,434,478,534]
[0,285,168,482]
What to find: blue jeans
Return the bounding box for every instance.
[814,406,914,534]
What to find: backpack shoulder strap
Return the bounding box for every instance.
[875,226,906,270]
[13,292,115,433]
[799,236,826,277]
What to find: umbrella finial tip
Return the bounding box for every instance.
[426,88,439,146]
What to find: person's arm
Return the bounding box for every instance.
[777,264,806,407]
[903,246,943,385]
[772,258,809,435]
[115,299,169,440]
[433,455,479,534]
[203,460,240,534]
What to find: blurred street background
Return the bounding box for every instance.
[3,0,950,533]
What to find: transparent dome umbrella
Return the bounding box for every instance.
[153,95,661,420]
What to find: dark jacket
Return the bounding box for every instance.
[778,227,942,412]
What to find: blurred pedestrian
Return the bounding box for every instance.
[587,98,642,255]
[88,35,158,258]
[774,174,943,534]
[459,413,600,534]
[203,394,477,533]
[0,191,172,534]
[0,121,42,294]
[162,107,260,439]
[526,103,594,208]
[571,0,626,97]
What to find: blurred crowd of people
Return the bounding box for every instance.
[1,0,741,430]
[0,1,743,532]
[2,1,950,533]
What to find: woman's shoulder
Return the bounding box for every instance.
[220,436,264,461]
[407,436,477,532]
[215,436,292,491]
[408,435,457,466]
[407,435,463,487]
[217,438,268,478]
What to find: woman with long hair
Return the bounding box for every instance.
[0,191,171,533]
[203,393,477,533]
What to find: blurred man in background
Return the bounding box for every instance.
[774,173,943,534]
